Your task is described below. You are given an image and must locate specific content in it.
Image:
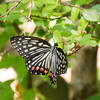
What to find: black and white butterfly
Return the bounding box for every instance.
[10,36,68,84]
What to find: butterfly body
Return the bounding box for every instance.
[10,36,68,84]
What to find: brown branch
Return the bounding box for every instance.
[0,48,14,62]
[66,43,83,56]
[91,35,100,40]
[0,0,22,19]
[61,2,85,10]
[22,0,33,36]
[31,15,66,20]
[27,0,33,21]
[5,0,21,3]
[67,46,82,56]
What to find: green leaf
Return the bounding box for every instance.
[57,17,73,25]
[98,41,100,47]
[37,0,56,4]
[0,53,14,69]
[68,62,71,68]
[0,13,23,21]
[63,43,75,52]
[23,89,35,100]
[75,0,93,5]
[86,94,100,100]
[42,5,57,16]
[34,0,43,8]
[92,4,100,13]
[89,40,97,47]
[71,4,80,21]
[51,25,72,37]
[53,30,63,49]
[79,17,88,31]
[0,32,9,49]
[14,56,28,89]
[79,34,91,46]
[0,80,14,100]
[57,0,61,4]
[82,9,100,22]
[0,3,7,15]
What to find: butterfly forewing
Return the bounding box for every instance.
[10,36,51,59]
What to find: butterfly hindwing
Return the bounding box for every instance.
[56,48,67,75]
[10,36,51,59]
[26,51,51,75]
[49,47,67,84]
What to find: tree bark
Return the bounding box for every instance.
[69,45,98,100]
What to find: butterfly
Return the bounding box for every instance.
[10,36,68,84]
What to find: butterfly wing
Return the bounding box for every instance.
[10,36,52,75]
[49,48,68,84]
[10,36,52,59]
[26,50,51,75]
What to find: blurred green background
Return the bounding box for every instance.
[0,0,100,100]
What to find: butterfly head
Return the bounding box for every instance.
[54,43,58,48]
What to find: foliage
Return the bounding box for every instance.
[0,0,100,100]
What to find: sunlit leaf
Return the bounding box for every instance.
[89,40,97,47]
[53,30,63,49]
[71,4,80,21]
[79,34,91,46]
[82,9,100,22]
[42,5,57,16]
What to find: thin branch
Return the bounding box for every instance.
[61,2,85,10]
[5,0,21,3]
[31,15,66,20]
[67,46,82,56]
[22,0,33,35]
[0,48,13,56]
[91,35,100,40]
[27,0,33,21]
[0,0,22,19]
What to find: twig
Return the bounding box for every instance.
[31,15,66,20]
[27,0,33,21]
[22,0,33,35]
[91,35,100,40]
[0,0,22,19]
[0,48,14,62]
[61,2,85,10]
[5,0,21,3]
[67,46,82,56]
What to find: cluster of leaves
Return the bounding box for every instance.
[0,0,100,100]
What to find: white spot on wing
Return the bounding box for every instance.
[24,49,28,52]
[38,42,43,46]
[17,41,20,43]
[25,38,31,39]
[29,42,36,44]
[19,44,22,46]
[28,61,31,63]
[29,65,31,68]
[23,45,26,48]
[19,38,22,40]
[30,47,37,50]
[31,40,39,42]
[43,44,49,47]
[28,45,32,47]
